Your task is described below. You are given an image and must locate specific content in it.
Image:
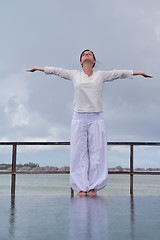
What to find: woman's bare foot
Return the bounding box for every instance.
[77,191,87,197]
[87,189,97,197]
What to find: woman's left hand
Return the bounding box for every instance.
[142,73,153,78]
[133,71,153,78]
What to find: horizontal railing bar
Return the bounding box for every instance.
[132,171,160,175]
[1,171,160,175]
[9,171,70,174]
[109,171,160,175]
[0,141,160,146]
[108,142,160,146]
[0,142,70,145]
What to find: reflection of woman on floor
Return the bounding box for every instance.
[70,196,108,240]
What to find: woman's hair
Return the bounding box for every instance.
[80,49,96,68]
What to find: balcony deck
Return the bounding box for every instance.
[1,194,160,240]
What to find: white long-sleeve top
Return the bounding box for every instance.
[44,67,133,112]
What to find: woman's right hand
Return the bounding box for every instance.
[26,67,44,72]
[26,68,37,72]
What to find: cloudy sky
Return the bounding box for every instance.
[0,0,160,168]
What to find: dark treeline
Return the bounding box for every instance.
[0,162,39,170]
[0,163,160,172]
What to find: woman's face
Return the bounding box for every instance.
[80,50,96,67]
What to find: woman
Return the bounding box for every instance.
[27,49,152,197]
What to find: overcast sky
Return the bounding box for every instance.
[0,0,160,167]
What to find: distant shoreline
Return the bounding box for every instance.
[0,163,160,173]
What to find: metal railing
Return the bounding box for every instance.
[0,141,160,196]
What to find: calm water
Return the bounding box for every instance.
[0,174,160,196]
[0,175,160,240]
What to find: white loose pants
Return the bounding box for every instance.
[70,112,108,192]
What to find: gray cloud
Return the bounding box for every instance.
[0,0,160,166]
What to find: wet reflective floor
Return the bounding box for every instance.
[0,195,160,240]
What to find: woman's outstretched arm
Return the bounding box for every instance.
[26,67,44,72]
[133,71,152,78]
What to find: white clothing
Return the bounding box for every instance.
[44,66,133,192]
[44,67,133,112]
[70,112,107,192]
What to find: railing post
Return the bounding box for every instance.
[71,188,74,197]
[130,144,134,195]
[11,144,17,195]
